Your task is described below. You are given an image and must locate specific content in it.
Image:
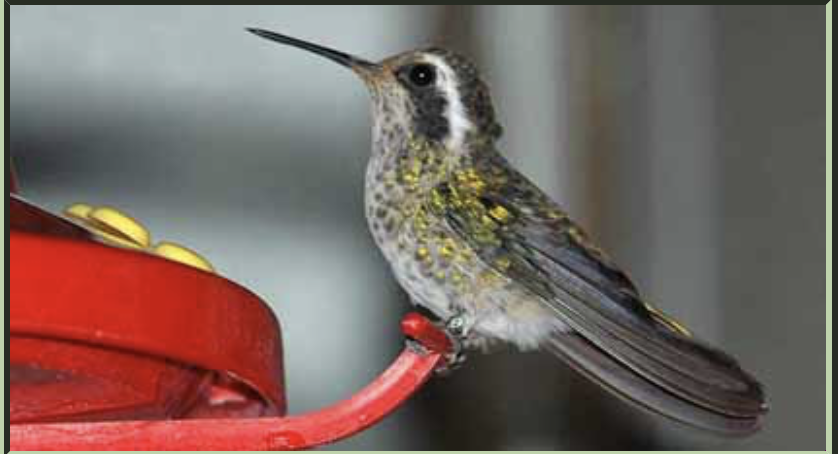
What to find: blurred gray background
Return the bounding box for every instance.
[9,5,825,450]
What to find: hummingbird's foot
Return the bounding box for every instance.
[446,314,472,337]
[433,313,474,375]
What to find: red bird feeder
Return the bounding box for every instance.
[8,152,453,450]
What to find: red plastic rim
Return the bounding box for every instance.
[11,229,287,415]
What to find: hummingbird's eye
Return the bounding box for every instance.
[408,64,436,87]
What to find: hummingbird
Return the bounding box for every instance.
[248,28,768,435]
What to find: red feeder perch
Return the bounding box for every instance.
[8,153,452,450]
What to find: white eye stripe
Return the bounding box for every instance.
[422,54,473,151]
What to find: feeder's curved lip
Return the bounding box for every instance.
[10,339,445,450]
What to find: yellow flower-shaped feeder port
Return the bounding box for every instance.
[64,203,215,274]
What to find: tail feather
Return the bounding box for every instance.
[545,332,764,436]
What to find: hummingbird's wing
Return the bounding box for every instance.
[429,151,767,435]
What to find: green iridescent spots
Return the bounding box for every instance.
[426,166,515,248]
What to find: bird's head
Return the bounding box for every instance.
[248,28,502,150]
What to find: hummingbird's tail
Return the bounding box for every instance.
[544,331,765,436]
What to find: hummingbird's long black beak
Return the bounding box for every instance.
[247,28,377,72]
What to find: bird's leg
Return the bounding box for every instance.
[434,309,475,374]
[445,312,473,342]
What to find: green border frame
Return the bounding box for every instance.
[826,2,832,453]
[3,3,8,453]
[0,4,832,453]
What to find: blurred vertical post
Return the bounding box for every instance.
[645,5,720,339]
